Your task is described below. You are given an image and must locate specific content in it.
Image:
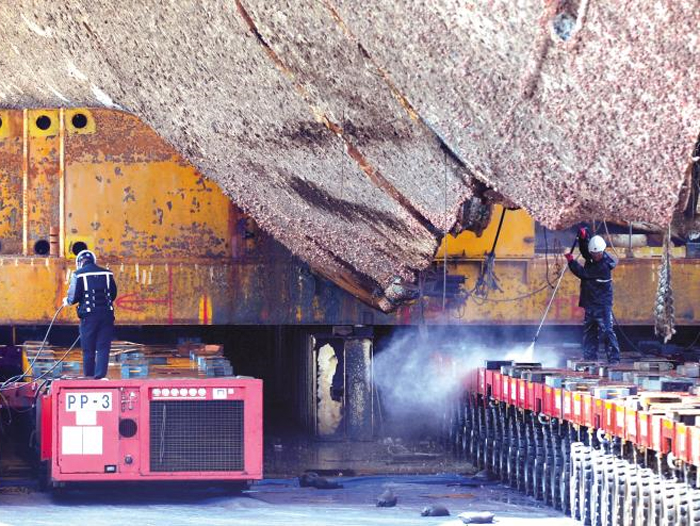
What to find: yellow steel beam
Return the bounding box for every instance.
[0,107,698,326]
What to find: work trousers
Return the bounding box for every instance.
[79,316,114,379]
[582,308,620,364]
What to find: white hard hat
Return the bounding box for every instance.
[588,235,606,254]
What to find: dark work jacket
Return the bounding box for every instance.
[66,262,118,319]
[567,237,616,311]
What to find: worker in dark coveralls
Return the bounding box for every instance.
[63,250,118,379]
[565,228,620,364]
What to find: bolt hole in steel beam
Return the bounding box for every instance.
[34,239,50,255]
[71,241,88,255]
[71,113,88,129]
[35,115,52,130]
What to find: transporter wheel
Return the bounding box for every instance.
[569,443,586,519]
[523,454,532,496]
[570,445,584,521]
[447,404,459,452]
[661,483,680,526]
[476,436,484,470]
[469,429,478,463]
[590,460,603,526]
[677,487,690,526]
[560,461,571,516]
[490,432,500,475]
[600,460,616,526]
[622,466,638,526]
[499,436,509,483]
[537,446,546,502]
[551,432,563,510]
[461,424,469,460]
[516,447,526,492]
[636,469,653,526]
[569,460,581,521]
[612,462,628,526]
[541,457,551,505]
[507,445,517,488]
[582,461,593,526]
[551,456,562,510]
[688,490,700,526]
[650,476,664,526]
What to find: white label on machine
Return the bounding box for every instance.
[66,392,112,412]
[213,388,227,399]
[62,427,83,455]
[82,427,103,454]
[61,426,103,455]
[76,411,97,426]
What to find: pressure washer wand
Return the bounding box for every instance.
[527,237,579,355]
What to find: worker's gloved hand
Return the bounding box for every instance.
[577,227,589,240]
[62,297,69,307]
[564,253,574,263]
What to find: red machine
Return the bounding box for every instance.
[39,378,263,484]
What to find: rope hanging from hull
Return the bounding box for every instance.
[654,226,676,343]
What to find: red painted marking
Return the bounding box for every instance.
[570,296,584,320]
[168,265,174,325]
[202,295,209,325]
[552,296,567,319]
[399,305,411,324]
[115,293,168,312]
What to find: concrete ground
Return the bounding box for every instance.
[0,474,578,526]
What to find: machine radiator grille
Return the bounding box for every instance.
[149,400,244,472]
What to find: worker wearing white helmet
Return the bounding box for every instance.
[564,227,620,364]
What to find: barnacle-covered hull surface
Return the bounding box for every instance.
[1,1,698,310]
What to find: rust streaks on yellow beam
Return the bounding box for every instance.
[59,108,66,257]
[22,109,28,256]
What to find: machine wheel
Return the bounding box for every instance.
[590,457,603,526]
[636,469,653,526]
[582,459,593,526]
[600,458,616,526]
[677,486,690,526]
[461,424,469,460]
[570,454,582,521]
[661,482,681,526]
[650,475,664,526]
[570,443,586,521]
[622,466,638,526]
[559,433,571,515]
[551,452,562,510]
[688,490,700,526]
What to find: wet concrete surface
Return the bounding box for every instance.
[0,475,577,526]
[0,435,577,525]
[264,436,473,478]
